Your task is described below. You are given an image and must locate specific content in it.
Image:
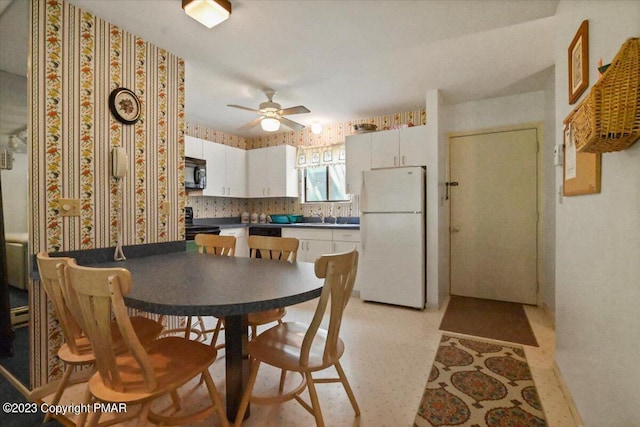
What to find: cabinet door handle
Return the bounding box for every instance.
[402,155,406,165]
[227,186,230,194]
[394,156,397,166]
[222,186,225,195]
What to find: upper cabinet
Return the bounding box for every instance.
[200,139,247,198]
[345,132,372,195]
[345,126,428,194]
[185,135,203,159]
[370,126,428,169]
[247,145,298,198]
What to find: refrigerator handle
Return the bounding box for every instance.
[361,218,366,254]
[360,174,366,215]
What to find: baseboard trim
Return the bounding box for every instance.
[553,362,584,427]
[542,302,555,328]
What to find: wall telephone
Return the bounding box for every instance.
[111,146,128,178]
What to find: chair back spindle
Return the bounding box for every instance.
[65,260,157,393]
[301,250,358,366]
[195,234,236,256]
[248,235,299,262]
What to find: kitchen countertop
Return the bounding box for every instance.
[219,223,359,230]
[193,217,360,230]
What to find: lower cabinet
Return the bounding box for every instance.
[220,227,248,258]
[282,227,362,292]
[282,228,333,263]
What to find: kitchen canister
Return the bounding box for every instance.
[241,211,249,224]
[250,212,258,224]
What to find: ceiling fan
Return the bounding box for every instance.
[227,89,310,132]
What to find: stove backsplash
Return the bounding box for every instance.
[187,195,359,220]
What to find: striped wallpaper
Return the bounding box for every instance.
[29,0,185,387]
[31,0,185,255]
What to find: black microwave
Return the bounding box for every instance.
[185,157,206,190]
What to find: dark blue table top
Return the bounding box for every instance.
[90,252,323,317]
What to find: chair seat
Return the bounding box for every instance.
[248,308,286,327]
[125,316,164,348]
[57,340,94,364]
[248,322,345,372]
[88,336,217,404]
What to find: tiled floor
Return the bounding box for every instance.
[42,297,576,426]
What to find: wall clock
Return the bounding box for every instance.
[109,87,141,124]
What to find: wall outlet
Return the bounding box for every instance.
[59,198,80,216]
[160,201,171,215]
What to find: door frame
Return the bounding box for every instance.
[446,122,545,306]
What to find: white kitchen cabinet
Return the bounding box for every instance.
[284,227,362,292]
[282,228,333,263]
[345,133,371,195]
[185,135,203,159]
[219,227,248,257]
[247,145,298,198]
[370,126,428,169]
[202,140,247,198]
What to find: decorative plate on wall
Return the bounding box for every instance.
[109,87,141,124]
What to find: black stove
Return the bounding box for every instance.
[185,207,220,240]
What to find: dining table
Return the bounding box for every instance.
[90,250,324,421]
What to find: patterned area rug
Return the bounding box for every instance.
[414,334,547,427]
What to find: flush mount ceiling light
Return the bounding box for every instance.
[261,117,280,132]
[182,0,231,28]
[311,122,322,135]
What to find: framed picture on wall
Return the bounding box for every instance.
[568,20,589,105]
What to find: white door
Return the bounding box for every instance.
[449,128,538,304]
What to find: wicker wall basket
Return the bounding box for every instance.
[572,37,640,153]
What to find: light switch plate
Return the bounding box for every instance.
[59,198,80,216]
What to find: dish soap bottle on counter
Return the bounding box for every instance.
[241,211,249,224]
[259,213,267,224]
[250,212,258,224]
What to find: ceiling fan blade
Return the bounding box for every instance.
[279,116,305,131]
[278,105,310,116]
[239,117,263,131]
[227,104,261,114]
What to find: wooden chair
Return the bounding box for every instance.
[247,235,299,338]
[234,249,360,427]
[184,233,237,347]
[64,259,229,427]
[35,253,164,424]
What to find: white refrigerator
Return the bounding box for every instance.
[359,167,426,309]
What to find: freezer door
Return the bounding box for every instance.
[362,167,424,213]
[359,212,425,308]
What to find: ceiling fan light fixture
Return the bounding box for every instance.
[182,0,231,29]
[261,117,280,132]
[311,122,322,135]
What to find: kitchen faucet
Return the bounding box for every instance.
[314,211,325,223]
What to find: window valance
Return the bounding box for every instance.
[296,144,345,169]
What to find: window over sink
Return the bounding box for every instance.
[304,165,348,203]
